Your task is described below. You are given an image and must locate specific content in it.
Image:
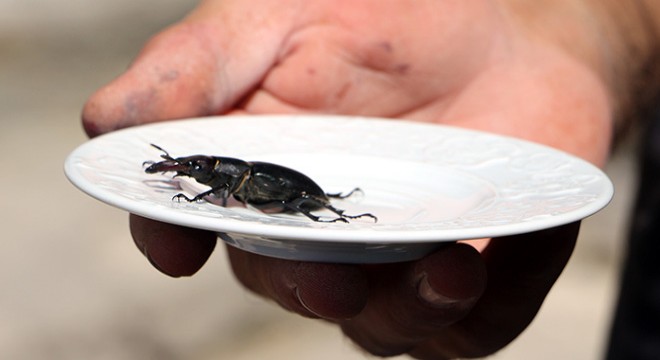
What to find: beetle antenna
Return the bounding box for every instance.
[150,143,175,161]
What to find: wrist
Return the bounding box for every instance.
[499,0,660,137]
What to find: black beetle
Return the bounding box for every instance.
[143,144,377,223]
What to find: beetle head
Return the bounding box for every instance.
[144,144,216,183]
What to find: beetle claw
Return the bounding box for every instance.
[172,193,189,202]
[343,213,378,223]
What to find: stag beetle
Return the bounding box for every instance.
[143,144,377,223]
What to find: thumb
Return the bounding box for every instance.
[81,0,292,137]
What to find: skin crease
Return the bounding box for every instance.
[82,0,614,358]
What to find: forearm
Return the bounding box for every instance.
[500,0,660,138]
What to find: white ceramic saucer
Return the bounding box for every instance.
[64,115,613,263]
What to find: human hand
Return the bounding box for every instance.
[82,0,613,358]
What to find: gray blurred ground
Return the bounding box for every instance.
[0,1,638,359]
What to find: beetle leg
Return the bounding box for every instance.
[172,193,199,202]
[284,197,349,223]
[325,187,363,199]
[219,188,230,207]
[172,188,215,203]
[172,186,232,206]
[285,196,378,223]
[323,189,377,222]
[343,212,378,222]
[321,202,378,223]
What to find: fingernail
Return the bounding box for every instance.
[416,273,461,308]
[294,287,323,318]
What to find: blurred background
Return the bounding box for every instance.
[0,0,639,358]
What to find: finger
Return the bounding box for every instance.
[130,214,217,277]
[81,22,224,137]
[339,243,486,357]
[410,222,580,359]
[81,0,293,137]
[226,245,368,320]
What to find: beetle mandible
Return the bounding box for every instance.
[143,144,377,223]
